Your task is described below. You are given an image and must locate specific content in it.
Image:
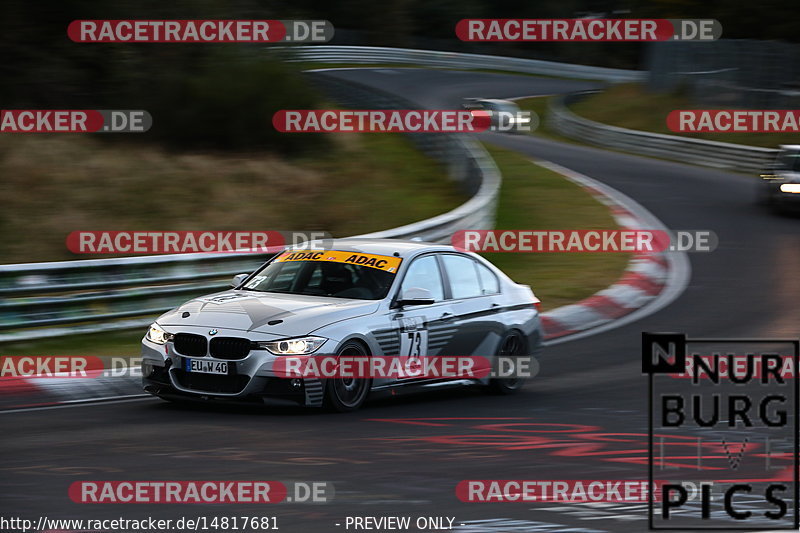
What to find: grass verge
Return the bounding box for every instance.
[0,132,462,263]
[568,83,795,148]
[481,144,631,311]
[0,331,147,357]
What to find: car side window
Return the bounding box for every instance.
[441,254,482,299]
[400,255,444,301]
[475,262,500,295]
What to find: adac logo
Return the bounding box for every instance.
[209,329,218,336]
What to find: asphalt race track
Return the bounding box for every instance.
[2,69,798,533]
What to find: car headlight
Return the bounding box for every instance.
[258,336,327,355]
[146,323,173,345]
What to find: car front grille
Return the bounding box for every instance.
[173,333,208,357]
[210,337,252,360]
[173,370,250,394]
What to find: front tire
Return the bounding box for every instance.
[488,331,527,394]
[323,341,372,412]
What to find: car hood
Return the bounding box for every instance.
[157,290,380,337]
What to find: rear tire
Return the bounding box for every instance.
[323,341,372,412]
[488,331,527,395]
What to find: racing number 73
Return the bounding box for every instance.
[398,317,428,376]
[405,331,424,358]
[401,329,427,377]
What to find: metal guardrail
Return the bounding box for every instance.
[0,72,500,343]
[290,46,777,172]
[548,92,779,173]
[283,45,646,83]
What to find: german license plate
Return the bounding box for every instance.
[186,358,228,374]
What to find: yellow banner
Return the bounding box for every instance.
[276,250,402,273]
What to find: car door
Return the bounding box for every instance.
[372,254,456,386]
[438,253,505,357]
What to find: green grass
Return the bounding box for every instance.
[567,83,798,148]
[0,132,463,263]
[0,330,145,357]
[1,143,631,357]
[481,144,631,310]
[516,95,609,149]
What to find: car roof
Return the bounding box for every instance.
[289,238,458,258]
[478,99,517,106]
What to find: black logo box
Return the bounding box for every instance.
[644,333,799,530]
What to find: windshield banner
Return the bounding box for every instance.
[275,250,402,273]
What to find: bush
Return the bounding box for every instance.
[144,51,328,154]
[0,0,328,155]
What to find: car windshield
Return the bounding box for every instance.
[494,103,519,114]
[482,102,517,114]
[240,250,401,300]
[776,150,800,171]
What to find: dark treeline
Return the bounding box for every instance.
[1,0,796,151]
[0,1,326,152]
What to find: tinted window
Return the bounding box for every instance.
[476,262,500,295]
[441,254,482,299]
[496,103,519,114]
[243,258,396,300]
[400,255,444,301]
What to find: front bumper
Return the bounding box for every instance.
[762,182,800,208]
[777,191,800,205]
[141,328,328,407]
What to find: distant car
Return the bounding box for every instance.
[462,98,533,133]
[756,144,800,211]
[141,239,543,412]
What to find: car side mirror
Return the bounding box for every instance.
[396,287,435,306]
[231,273,249,288]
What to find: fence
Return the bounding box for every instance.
[281,45,645,83]
[548,92,779,173]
